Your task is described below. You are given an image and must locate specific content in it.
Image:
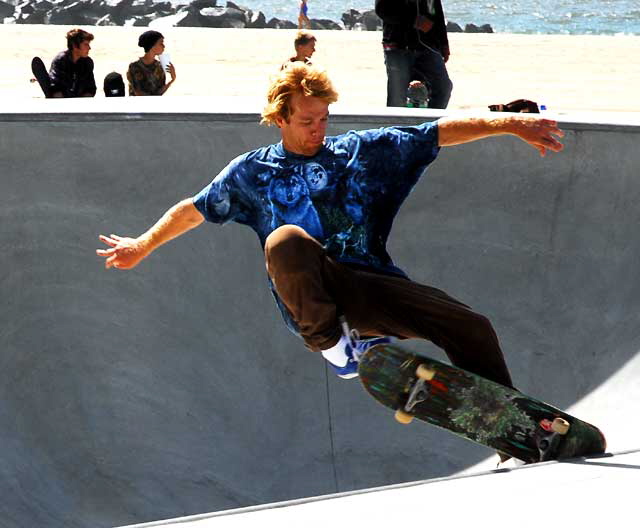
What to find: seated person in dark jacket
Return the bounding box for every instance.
[49,29,97,98]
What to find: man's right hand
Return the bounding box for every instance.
[96,199,205,271]
[96,234,150,270]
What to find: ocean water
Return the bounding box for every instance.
[227,0,640,35]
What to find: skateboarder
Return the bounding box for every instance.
[97,62,564,388]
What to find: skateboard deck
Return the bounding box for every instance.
[358,344,606,463]
[31,56,52,98]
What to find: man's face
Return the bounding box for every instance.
[74,40,91,58]
[276,92,329,157]
[297,40,316,59]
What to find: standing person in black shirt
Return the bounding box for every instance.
[49,29,97,98]
[375,0,452,109]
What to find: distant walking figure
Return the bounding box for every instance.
[298,0,311,29]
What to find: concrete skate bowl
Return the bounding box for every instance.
[0,107,638,528]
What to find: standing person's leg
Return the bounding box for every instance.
[383,49,413,107]
[414,47,452,109]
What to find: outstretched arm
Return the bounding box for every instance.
[437,116,565,157]
[96,198,204,270]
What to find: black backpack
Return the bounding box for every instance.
[103,72,125,97]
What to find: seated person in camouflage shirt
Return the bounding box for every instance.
[127,30,177,96]
[49,28,97,98]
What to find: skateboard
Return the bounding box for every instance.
[31,56,52,98]
[358,344,606,463]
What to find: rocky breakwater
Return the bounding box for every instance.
[342,9,493,33]
[0,0,339,27]
[1,0,493,32]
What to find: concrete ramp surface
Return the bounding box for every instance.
[118,449,640,528]
[0,100,638,527]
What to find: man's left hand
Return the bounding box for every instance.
[438,116,565,157]
[512,117,565,157]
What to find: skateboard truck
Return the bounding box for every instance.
[395,364,437,424]
[536,418,570,461]
[404,378,431,413]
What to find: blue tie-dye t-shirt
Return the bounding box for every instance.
[193,121,440,332]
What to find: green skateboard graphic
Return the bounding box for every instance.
[358,344,606,463]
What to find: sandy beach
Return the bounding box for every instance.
[1,24,639,113]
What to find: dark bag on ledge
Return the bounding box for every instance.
[489,99,540,113]
[104,72,125,97]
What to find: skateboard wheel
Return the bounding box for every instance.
[394,409,414,425]
[552,417,570,435]
[416,364,436,381]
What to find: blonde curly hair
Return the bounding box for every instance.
[261,62,338,126]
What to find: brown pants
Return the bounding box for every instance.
[265,225,514,389]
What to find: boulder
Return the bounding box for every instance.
[341,9,380,31]
[15,0,35,15]
[147,11,176,28]
[341,8,360,30]
[47,0,110,25]
[0,0,14,17]
[464,23,493,33]
[96,13,118,25]
[122,0,156,17]
[310,18,341,30]
[199,6,247,28]
[265,17,296,29]
[109,0,134,24]
[190,0,217,8]
[131,13,155,25]
[361,10,381,31]
[175,7,205,26]
[153,1,175,15]
[15,5,47,23]
[446,21,463,32]
[246,10,266,28]
[226,1,247,11]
